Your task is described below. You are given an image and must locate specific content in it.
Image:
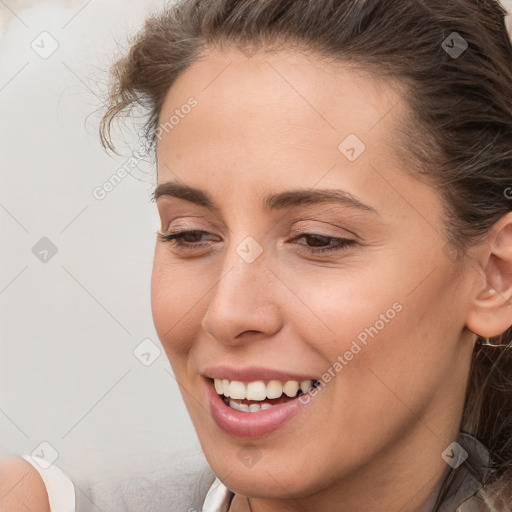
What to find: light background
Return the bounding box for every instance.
[0,0,201,482]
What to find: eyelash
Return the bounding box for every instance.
[156,230,356,254]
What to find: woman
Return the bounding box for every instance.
[8,0,512,510]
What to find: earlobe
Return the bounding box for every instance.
[465,212,512,339]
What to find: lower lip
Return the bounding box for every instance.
[205,379,315,438]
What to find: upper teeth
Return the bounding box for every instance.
[213,378,313,401]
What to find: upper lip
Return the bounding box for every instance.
[201,365,318,383]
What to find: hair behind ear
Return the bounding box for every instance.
[460,335,512,506]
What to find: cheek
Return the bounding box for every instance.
[283,258,462,402]
[150,248,207,357]
[331,271,464,425]
[275,262,404,350]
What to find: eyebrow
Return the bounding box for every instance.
[152,181,378,214]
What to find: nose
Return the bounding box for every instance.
[201,244,283,346]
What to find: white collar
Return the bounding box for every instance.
[202,477,234,512]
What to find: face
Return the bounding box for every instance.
[151,48,477,505]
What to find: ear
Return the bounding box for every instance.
[466,211,512,339]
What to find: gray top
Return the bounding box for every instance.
[72,448,216,512]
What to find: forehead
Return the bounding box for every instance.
[156,47,408,169]
[154,47,445,240]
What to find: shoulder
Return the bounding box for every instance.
[0,456,50,512]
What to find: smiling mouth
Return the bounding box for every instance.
[213,378,321,412]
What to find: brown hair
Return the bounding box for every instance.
[100,0,512,508]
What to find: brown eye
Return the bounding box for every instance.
[157,230,219,248]
[293,234,356,254]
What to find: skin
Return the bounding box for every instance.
[0,456,50,512]
[151,47,512,511]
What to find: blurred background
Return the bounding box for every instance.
[0,0,201,485]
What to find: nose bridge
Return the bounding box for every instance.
[202,236,282,342]
[211,236,268,312]
[217,233,268,298]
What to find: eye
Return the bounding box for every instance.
[156,229,357,255]
[156,229,218,249]
[292,233,357,254]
